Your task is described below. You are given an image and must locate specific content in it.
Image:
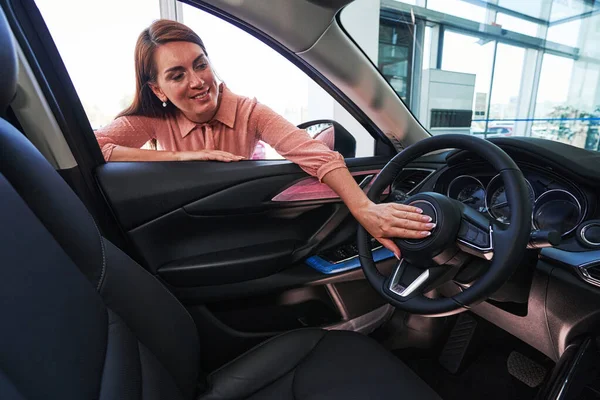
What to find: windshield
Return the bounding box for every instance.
[341,0,600,152]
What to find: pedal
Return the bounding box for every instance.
[507,351,547,388]
[438,313,478,374]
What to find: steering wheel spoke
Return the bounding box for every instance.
[456,219,494,260]
[387,260,429,298]
[387,260,450,300]
[455,203,495,260]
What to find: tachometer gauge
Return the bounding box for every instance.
[447,175,486,212]
[485,174,535,224]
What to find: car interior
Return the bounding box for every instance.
[2,0,600,399]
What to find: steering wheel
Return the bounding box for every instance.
[357,134,532,316]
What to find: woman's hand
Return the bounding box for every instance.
[320,168,436,259]
[178,150,246,162]
[109,146,247,162]
[354,202,436,260]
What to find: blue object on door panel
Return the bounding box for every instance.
[305,247,394,274]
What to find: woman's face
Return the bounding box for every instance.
[150,41,219,123]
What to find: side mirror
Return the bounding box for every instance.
[298,120,357,158]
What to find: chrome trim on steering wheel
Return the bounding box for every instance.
[457,225,494,260]
[457,227,493,251]
[389,260,430,297]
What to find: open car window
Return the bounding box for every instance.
[34,0,375,159]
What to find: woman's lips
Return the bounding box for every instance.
[190,88,210,101]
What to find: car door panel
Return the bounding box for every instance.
[95,160,302,230]
[158,239,298,286]
[96,156,390,292]
[128,205,328,277]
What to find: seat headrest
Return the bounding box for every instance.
[0,7,18,115]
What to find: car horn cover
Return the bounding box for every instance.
[394,192,462,263]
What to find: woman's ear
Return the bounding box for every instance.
[148,82,167,103]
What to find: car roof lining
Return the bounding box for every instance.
[196,0,342,53]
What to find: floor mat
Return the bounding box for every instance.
[399,348,538,400]
[393,317,553,400]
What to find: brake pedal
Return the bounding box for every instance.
[507,351,547,388]
[438,313,478,374]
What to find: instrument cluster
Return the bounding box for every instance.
[445,172,584,236]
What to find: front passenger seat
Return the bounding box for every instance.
[0,8,440,400]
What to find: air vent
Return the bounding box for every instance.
[584,264,600,282]
[394,169,434,194]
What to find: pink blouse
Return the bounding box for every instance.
[95,84,346,181]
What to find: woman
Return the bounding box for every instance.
[95,19,435,258]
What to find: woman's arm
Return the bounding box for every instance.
[250,103,433,255]
[109,146,244,162]
[96,116,244,162]
[95,116,156,161]
[251,103,346,180]
[321,168,435,259]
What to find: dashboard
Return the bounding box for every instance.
[386,137,600,361]
[389,138,600,252]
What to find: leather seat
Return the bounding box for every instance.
[200,329,438,399]
[0,8,440,400]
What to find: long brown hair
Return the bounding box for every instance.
[117,19,209,119]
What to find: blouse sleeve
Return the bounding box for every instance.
[249,102,346,181]
[95,116,155,161]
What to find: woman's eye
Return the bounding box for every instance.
[194,63,207,70]
[171,74,184,81]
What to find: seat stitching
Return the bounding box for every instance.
[97,238,199,350]
[92,219,106,291]
[95,239,198,398]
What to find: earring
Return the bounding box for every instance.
[162,101,167,108]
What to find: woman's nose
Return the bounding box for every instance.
[189,73,204,88]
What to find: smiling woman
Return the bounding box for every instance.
[95,20,339,168]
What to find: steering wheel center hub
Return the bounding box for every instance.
[395,192,461,263]
[405,199,438,244]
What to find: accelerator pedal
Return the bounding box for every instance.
[507,351,547,388]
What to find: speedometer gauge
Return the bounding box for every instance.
[447,175,486,212]
[485,174,535,224]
